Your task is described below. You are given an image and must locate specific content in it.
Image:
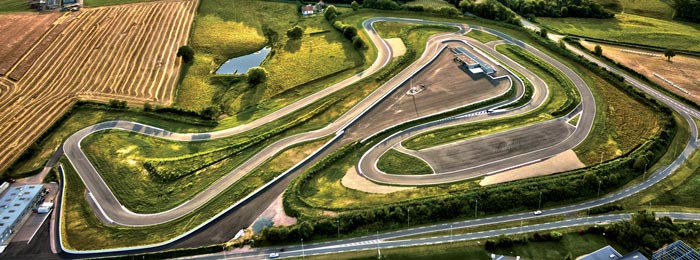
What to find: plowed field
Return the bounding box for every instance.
[0,0,196,173]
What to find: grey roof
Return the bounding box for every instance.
[0,185,43,236]
[454,46,496,74]
[653,240,700,260]
[621,250,648,260]
[581,245,623,260]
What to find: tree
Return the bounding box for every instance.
[351,0,359,11]
[143,103,153,112]
[201,106,221,120]
[664,49,676,61]
[324,5,337,20]
[262,24,279,46]
[176,45,195,64]
[594,45,603,56]
[286,25,304,40]
[558,39,566,49]
[247,67,268,85]
[352,36,365,49]
[538,28,547,38]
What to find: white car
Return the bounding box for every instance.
[269,253,280,258]
[533,210,542,215]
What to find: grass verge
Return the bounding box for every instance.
[377,149,433,175]
[465,30,501,44]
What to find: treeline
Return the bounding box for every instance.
[325,6,366,50]
[259,24,678,245]
[671,0,700,22]
[606,211,700,254]
[495,0,613,19]
[459,0,522,26]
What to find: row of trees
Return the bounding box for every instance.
[459,0,522,26]
[495,0,613,19]
[324,6,366,50]
[671,0,700,22]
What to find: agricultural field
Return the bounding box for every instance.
[0,0,196,174]
[0,0,31,12]
[579,40,700,104]
[0,12,61,77]
[178,0,364,125]
[593,0,675,20]
[538,13,700,52]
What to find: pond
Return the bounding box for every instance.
[215,47,271,74]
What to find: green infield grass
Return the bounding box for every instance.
[377,149,433,175]
[465,30,501,43]
[404,0,454,8]
[568,114,580,126]
[60,136,329,250]
[538,13,700,52]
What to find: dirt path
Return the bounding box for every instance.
[385,38,406,57]
[341,166,413,194]
[480,150,585,186]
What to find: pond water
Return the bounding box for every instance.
[215,47,271,74]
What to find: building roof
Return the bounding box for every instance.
[653,240,700,260]
[580,246,649,260]
[301,5,313,12]
[454,46,496,74]
[0,185,43,236]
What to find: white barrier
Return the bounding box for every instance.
[653,72,690,95]
[620,49,660,57]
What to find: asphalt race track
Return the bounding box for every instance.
[42,16,700,258]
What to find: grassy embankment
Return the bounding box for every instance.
[377,149,433,175]
[288,10,668,221]
[538,13,700,52]
[178,0,365,128]
[593,0,675,20]
[465,30,501,43]
[404,0,454,8]
[0,0,31,12]
[289,231,626,260]
[401,44,580,150]
[60,136,329,250]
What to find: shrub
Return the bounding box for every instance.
[143,103,153,112]
[108,99,127,109]
[177,45,195,64]
[287,25,304,40]
[247,67,268,85]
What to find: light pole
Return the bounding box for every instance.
[600,151,604,165]
[475,199,478,218]
[520,217,523,233]
[643,163,647,181]
[597,181,602,199]
[301,238,305,258]
[538,192,542,210]
[376,231,381,258]
[450,224,453,242]
[222,244,227,260]
[407,208,410,227]
[337,220,340,238]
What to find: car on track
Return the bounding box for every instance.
[533,210,542,215]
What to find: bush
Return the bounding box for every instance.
[287,25,304,40]
[108,99,128,109]
[177,45,195,64]
[143,103,153,112]
[324,5,338,20]
[247,67,268,85]
[352,36,365,49]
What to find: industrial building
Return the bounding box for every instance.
[451,46,496,75]
[0,185,46,245]
[653,240,700,260]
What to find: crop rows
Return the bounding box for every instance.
[0,0,197,173]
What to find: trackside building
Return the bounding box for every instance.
[0,185,45,245]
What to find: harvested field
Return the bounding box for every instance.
[0,0,197,173]
[580,40,700,104]
[0,12,61,78]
